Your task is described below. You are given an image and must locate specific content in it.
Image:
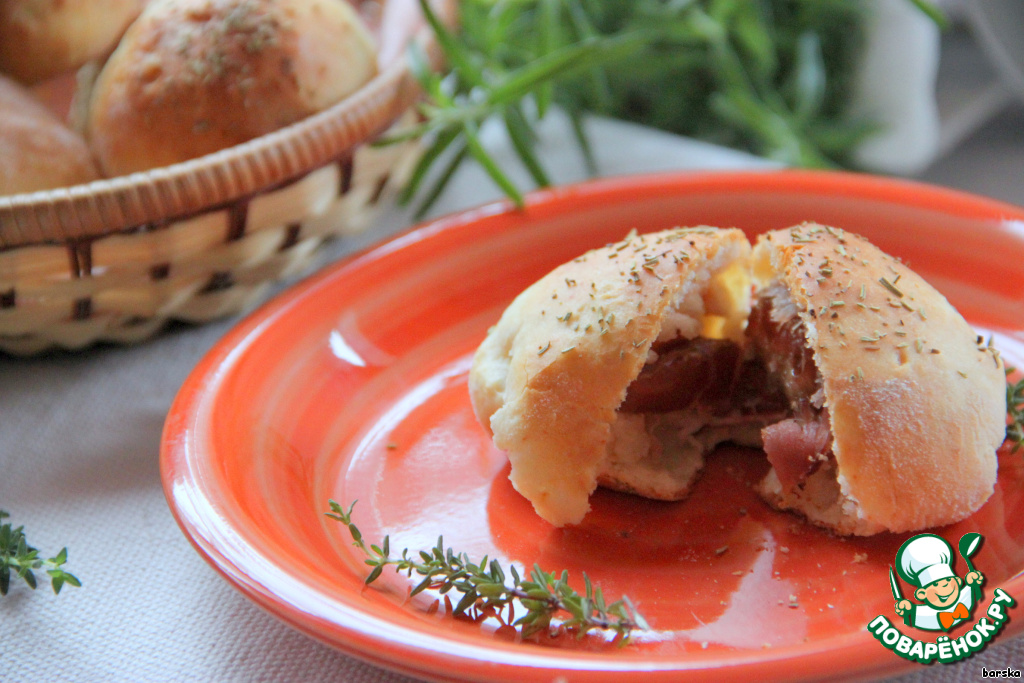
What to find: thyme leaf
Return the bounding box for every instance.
[327,500,647,642]
[1007,366,1024,453]
[0,510,80,596]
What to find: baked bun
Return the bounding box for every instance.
[84,0,377,176]
[751,224,1004,535]
[470,224,1006,535]
[470,227,753,527]
[0,75,100,194]
[0,0,145,84]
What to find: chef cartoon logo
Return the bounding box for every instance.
[866,532,1018,664]
[892,533,982,632]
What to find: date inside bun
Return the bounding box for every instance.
[469,224,1006,535]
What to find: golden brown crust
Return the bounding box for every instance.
[752,224,1004,533]
[470,227,750,526]
[0,0,145,84]
[85,0,377,176]
[0,75,100,195]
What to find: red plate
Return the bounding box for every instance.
[161,170,1024,682]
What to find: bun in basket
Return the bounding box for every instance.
[0,0,145,84]
[470,224,1006,534]
[84,0,378,176]
[0,75,100,194]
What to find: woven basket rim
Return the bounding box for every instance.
[0,0,451,250]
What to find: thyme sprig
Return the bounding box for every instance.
[1006,366,1024,453]
[0,510,80,596]
[327,500,648,642]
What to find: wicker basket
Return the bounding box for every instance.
[0,0,451,355]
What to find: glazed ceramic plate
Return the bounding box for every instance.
[162,171,1024,682]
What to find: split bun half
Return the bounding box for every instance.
[471,227,752,528]
[752,226,1004,535]
[470,224,1006,535]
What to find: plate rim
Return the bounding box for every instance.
[161,169,1024,682]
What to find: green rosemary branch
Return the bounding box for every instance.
[389,0,646,217]
[0,510,80,596]
[394,0,946,216]
[1007,366,1024,453]
[326,500,648,642]
[907,0,950,29]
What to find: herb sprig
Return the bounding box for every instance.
[327,500,647,642]
[396,0,945,216]
[0,510,80,596]
[388,0,647,216]
[1007,366,1024,453]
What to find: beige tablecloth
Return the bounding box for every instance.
[2,102,1023,682]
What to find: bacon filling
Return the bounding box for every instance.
[619,338,741,413]
[747,285,832,491]
[621,337,789,419]
[760,417,831,490]
[620,283,831,493]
